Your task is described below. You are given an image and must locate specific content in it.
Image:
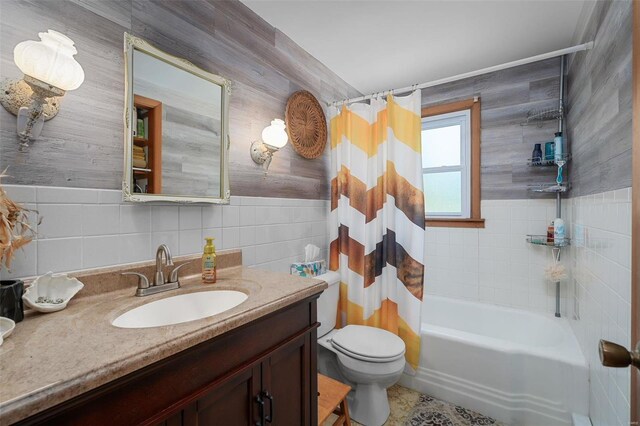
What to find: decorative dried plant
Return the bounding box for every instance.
[0,169,39,271]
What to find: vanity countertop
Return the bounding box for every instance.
[0,265,327,425]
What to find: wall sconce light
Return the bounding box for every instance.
[0,30,85,150]
[250,119,289,174]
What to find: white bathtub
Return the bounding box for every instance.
[399,296,589,425]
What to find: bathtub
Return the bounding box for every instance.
[399,296,589,425]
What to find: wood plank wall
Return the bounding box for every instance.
[0,0,360,199]
[420,57,564,200]
[566,0,633,197]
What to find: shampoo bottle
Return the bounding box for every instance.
[554,132,563,163]
[532,144,543,164]
[202,237,217,284]
[547,221,555,245]
[554,218,565,245]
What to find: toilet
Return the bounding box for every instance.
[315,271,406,426]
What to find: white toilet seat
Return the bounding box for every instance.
[332,342,405,363]
[331,325,406,363]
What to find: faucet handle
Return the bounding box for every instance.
[121,272,150,290]
[169,261,194,284]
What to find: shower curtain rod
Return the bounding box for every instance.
[328,41,594,107]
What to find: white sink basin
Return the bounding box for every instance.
[112,290,248,329]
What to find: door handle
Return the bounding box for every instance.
[263,391,274,423]
[599,339,640,370]
[255,393,265,426]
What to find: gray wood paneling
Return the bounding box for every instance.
[0,0,360,199]
[566,0,633,197]
[421,57,564,200]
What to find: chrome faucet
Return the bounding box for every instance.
[154,244,173,286]
[121,244,192,297]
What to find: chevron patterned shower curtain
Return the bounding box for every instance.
[328,90,425,373]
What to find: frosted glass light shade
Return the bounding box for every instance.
[14,30,85,91]
[261,119,288,149]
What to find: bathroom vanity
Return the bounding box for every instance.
[0,251,327,426]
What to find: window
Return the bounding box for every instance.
[422,110,470,217]
[421,99,483,228]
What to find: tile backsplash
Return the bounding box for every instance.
[424,198,571,315]
[568,188,632,426]
[0,185,329,279]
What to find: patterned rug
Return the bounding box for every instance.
[323,385,504,426]
[404,394,503,426]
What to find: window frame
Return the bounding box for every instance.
[421,98,484,228]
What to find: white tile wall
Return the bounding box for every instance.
[568,188,632,426]
[424,198,572,315]
[0,185,329,279]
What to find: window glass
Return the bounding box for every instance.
[423,171,462,215]
[421,125,461,168]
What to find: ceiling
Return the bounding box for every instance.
[243,0,591,97]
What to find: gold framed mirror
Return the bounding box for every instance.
[122,33,231,204]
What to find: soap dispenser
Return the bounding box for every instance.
[202,237,217,284]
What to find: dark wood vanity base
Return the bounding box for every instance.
[17,296,319,426]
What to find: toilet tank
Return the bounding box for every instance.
[315,271,340,337]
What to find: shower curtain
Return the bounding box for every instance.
[328,90,425,373]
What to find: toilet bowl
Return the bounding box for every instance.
[315,272,406,426]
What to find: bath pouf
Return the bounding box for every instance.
[545,263,567,282]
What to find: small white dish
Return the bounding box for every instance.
[0,317,15,345]
[22,272,84,313]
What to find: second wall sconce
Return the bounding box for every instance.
[250,119,289,174]
[0,30,85,150]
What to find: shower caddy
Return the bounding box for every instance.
[522,56,570,318]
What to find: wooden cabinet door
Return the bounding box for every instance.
[261,334,314,426]
[191,363,261,426]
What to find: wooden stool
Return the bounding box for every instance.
[318,373,352,426]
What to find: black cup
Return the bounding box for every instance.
[0,280,24,323]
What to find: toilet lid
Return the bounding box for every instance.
[331,325,405,362]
